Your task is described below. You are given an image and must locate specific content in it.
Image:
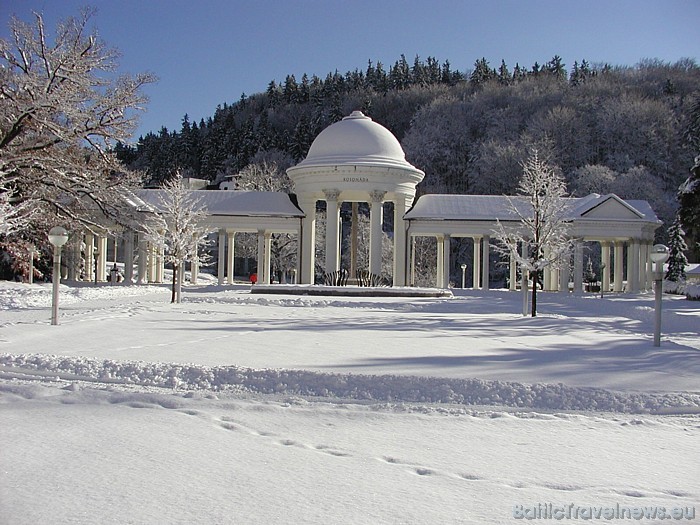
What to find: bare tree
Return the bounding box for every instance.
[141,176,210,303]
[0,9,155,239]
[494,150,572,316]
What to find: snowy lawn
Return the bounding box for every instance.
[0,280,698,524]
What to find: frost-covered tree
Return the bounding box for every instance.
[232,157,295,278]
[666,215,688,282]
[141,176,210,303]
[235,159,292,193]
[0,183,35,236]
[568,164,616,196]
[0,9,155,236]
[494,150,572,317]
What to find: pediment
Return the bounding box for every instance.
[579,195,643,220]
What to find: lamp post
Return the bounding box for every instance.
[48,226,69,326]
[600,263,606,299]
[460,263,467,289]
[650,244,669,347]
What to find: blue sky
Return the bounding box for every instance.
[1,0,698,141]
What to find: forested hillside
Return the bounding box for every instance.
[116,55,700,240]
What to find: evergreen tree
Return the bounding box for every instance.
[678,156,700,261]
[545,55,567,81]
[665,215,688,281]
[266,80,282,107]
[498,60,511,85]
[470,57,495,85]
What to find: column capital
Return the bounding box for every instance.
[369,190,386,203]
[323,188,341,201]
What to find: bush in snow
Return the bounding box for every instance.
[686,283,700,301]
[663,279,686,295]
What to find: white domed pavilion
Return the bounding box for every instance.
[287,110,424,285]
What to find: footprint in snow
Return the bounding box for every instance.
[314,445,351,457]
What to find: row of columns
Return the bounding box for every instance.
[432,235,491,290]
[425,235,655,293]
[216,229,276,285]
[322,190,390,279]
[298,190,411,286]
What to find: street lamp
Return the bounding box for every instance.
[48,226,69,326]
[460,263,467,288]
[649,244,669,347]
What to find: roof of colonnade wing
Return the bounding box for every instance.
[130,189,305,218]
[404,193,660,223]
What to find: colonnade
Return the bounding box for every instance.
[419,235,656,293]
[57,224,300,287]
[297,190,414,287]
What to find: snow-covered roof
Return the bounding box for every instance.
[133,189,304,218]
[405,193,660,223]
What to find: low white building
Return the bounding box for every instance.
[72,111,662,293]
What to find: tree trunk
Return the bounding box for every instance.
[171,263,177,303]
[176,263,183,303]
[531,270,538,317]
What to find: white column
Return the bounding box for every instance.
[481,235,490,291]
[393,194,411,287]
[217,229,226,285]
[85,234,94,282]
[543,246,553,291]
[256,230,267,284]
[559,252,570,294]
[573,242,584,295]
[155,243,164,284]
[601,241,611,292]
[191,257,199,285]
[98,235,108,282]
[638,241,649,291]
[124,231,134,283]
[66,240,77,281]
[137,235,148,284]
[410,237,416,286]
[369,190,385,276]
[299,197,316,284]
[644,241,653,291]
[324,190,341,275]
[442,234,451,288]
[628,238,640,293]
[226,231,235,285]
[147,243,156,283]
[613,241,624,292]
[509,252,517,291]
[436,236,444,288]
[264,231,272,284]
[472,237,481,288]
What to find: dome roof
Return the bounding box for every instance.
[293,111,417,170]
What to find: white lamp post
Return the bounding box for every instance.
[460,263,467,289]
[649,244,669,347]
[48,226,69,326]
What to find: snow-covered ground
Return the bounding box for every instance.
[0,279,698,524]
